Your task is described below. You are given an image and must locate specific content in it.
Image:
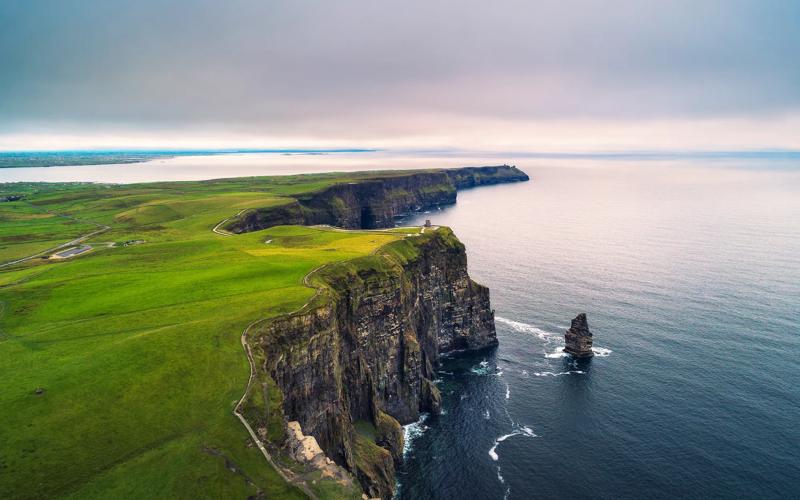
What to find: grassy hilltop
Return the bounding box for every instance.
[0,173,429,499]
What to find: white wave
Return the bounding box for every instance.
[496,432,518,444]
[521,370,528,376]
[484,409,491,420]
[545,349,569,358]
[470,359,491,375]
[489,426,538,461]
[488,432,519,461]
[460,393,468,401]
[592,346,612,357]
[533,370,585,377]
[496,465,510,500]
[505,383,511,399]
[489,442,501,461]
[496,370,504,377]
[496,316,557,340]
[402,413,430,457]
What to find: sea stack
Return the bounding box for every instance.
[564,313,594,358]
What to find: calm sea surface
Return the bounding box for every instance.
[399,160,800,499]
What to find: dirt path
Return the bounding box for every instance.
[212,209,248,236]
[233,316,319,500]
[232,255,347,500]
[229,230,339,500]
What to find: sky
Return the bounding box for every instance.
[1,0,799,151]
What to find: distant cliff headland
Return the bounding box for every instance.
[224,165,529,232]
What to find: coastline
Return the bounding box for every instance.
[0,149,377,169]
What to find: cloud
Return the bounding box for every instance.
[1,0,798,148]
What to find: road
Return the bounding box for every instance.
[0,223,110,269]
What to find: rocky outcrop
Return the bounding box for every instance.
[285,421,354,484]
[286,421,326,464]
[223,165,528,233]
[564,313,594,358]
[243,229,496,499]
[445,165,529,189]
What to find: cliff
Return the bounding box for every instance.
[240,229,497,499]
[223,165,528,232]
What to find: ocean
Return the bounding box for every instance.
[398,159,800,499]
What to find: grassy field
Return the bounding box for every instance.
[0,175,410,499]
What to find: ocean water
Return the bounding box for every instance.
[398,160,800,499]
[6,149,798,184]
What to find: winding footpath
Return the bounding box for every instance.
[226,221,343,500]
[233,317,319,500]
[212,209,248,236]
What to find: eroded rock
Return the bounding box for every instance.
[564,313,594,358]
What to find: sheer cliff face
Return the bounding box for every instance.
[224,165,529,233]
[246,229,496,499]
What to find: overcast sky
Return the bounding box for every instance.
[1,0,799,150]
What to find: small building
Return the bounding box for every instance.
[424,219,432,227]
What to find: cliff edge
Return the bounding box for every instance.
[239,228,497,499]
[223,165,529,233]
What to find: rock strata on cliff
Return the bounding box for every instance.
[223,165,529,233]
[243,228,497,499]
[564,313,594,358]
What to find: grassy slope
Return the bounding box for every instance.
[0,174,410,499]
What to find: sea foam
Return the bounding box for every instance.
[496,316,557,340]
[533,370,585,377]
[402,413,430,458]
[489,426,538,461]
[470,359,491,375]
[592,346,612,357]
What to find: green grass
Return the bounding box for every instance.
[0,201,98,262]
[0,174,410,499]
